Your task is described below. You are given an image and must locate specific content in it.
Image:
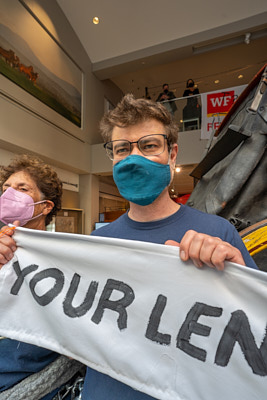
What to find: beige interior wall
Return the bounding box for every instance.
[0,0,122,232]
[62,190,80,209]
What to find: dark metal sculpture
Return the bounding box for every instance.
[187,64,267,269]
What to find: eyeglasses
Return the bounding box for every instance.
[104,134,168,160]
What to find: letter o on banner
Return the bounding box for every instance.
[29,268,65,306]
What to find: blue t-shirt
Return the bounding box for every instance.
[82,205,257,400]
[91,205,257,269]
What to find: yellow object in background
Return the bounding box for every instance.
[242,226,267,256]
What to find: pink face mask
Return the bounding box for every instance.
[0,187,46,226]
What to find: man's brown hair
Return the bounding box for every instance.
[100,94,179,146]
[0,154,62,225]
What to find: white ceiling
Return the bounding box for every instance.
[56,0,267,64]
[56,0,267,100]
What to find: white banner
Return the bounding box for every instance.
[201,84,246,139]
[0,227,267,400]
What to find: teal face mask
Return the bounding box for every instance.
[113,155,171,206]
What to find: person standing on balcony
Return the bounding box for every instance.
[183,79,200,98]
[182,79,201,128]
[156,83,177,117]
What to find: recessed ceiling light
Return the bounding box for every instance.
[175,167,181,173]
[214,79,220,84]
[93,17,99,24]
[238,74,243,79]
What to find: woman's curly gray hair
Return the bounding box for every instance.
[0,154,62,226]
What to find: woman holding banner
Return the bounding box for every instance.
[0,154,84,400]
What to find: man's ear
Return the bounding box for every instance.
[43,200,54,216]
[170,143,178,165]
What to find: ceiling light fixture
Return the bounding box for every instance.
[175,167,181,173]
[214,80,220,84]
[192,28,267,55]
[238,74,243,79]
[93,17,99,24]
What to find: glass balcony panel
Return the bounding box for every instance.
[159,94,202,132]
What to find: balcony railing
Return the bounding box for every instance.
[159,94,202,132]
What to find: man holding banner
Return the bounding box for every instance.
[82,94,258,399]
[0,95,258,400]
